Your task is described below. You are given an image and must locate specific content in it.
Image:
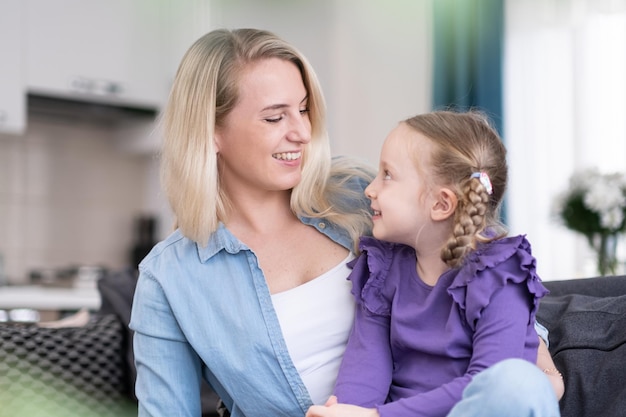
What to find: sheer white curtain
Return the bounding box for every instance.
[504,0,626,280]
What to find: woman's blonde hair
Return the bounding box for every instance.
[403,110,508,267]
[160,28,373,248]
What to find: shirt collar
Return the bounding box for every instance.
[198,223,249,262]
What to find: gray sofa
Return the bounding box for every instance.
[105,272,626,417]
[538,275,626,417]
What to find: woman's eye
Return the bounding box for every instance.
[300,107,310,116]
[265,116,283,123]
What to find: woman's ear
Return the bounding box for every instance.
[213,131,221,153]
[431,187,457,221]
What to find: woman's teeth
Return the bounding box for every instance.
[273,152,301,161]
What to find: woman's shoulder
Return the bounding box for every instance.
[137,230,192,284]
[347,237,413,316]
[141,228,190,261]
[140,225,243,278]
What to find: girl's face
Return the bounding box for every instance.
[215,58,311,198]
[365,124,437,248]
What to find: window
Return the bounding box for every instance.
[505,0,626,279]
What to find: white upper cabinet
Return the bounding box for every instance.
[25,0,174,110]
[0,0,26,134]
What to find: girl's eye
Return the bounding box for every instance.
[383,170,392,180]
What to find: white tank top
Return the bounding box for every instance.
[271,253,356,405]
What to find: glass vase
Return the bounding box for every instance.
[594,233,618,276]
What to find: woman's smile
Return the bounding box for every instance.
[272,151,302,161]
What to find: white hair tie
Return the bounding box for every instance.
[470,172,493,195]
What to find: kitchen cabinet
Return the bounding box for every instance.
[0,0,26,134]
[25,0,174,110]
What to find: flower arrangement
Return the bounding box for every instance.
[554,168,626,275]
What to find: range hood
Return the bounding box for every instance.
[27,93,158,125]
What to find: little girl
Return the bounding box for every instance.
[306,111,561,417]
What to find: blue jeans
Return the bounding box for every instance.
[448,359,561,417]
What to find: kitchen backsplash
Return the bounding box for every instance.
[0,114,170,284]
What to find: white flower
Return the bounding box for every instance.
[569,168,593,186]
[584,177,625,213]
[601,207,624,230]
[557,168,626,275]
[558,168,626,234]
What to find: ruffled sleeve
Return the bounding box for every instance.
[347,236,397,317]
[447,235,549,331]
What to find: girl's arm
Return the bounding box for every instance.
[332,303,393,407]
[307,305,392,417]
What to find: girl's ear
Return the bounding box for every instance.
[431,187,457,221]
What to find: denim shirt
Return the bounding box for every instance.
[129,175,369,417]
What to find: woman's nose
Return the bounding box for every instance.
[287,113,312,143]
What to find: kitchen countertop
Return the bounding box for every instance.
[0,285,101,311]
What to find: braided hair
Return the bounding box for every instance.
[404,110,508,268]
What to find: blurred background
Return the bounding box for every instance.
[0,0,625,289]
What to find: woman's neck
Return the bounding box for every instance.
[225,189,296,237]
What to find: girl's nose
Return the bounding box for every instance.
[365,183,376,199]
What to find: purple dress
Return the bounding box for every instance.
[334,235,548,417]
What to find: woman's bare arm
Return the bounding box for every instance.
[537,337,564,400]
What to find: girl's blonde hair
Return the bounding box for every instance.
[160,28,373,248]
[404,110,508,267]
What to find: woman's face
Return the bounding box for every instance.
[215,58,311,198]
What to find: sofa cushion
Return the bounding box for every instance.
[537,285,626,417]
[0,313,136,417]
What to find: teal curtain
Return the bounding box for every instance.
[432,0,504,136]
[432,0,506,221]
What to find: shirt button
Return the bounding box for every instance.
[318,222,326,229]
